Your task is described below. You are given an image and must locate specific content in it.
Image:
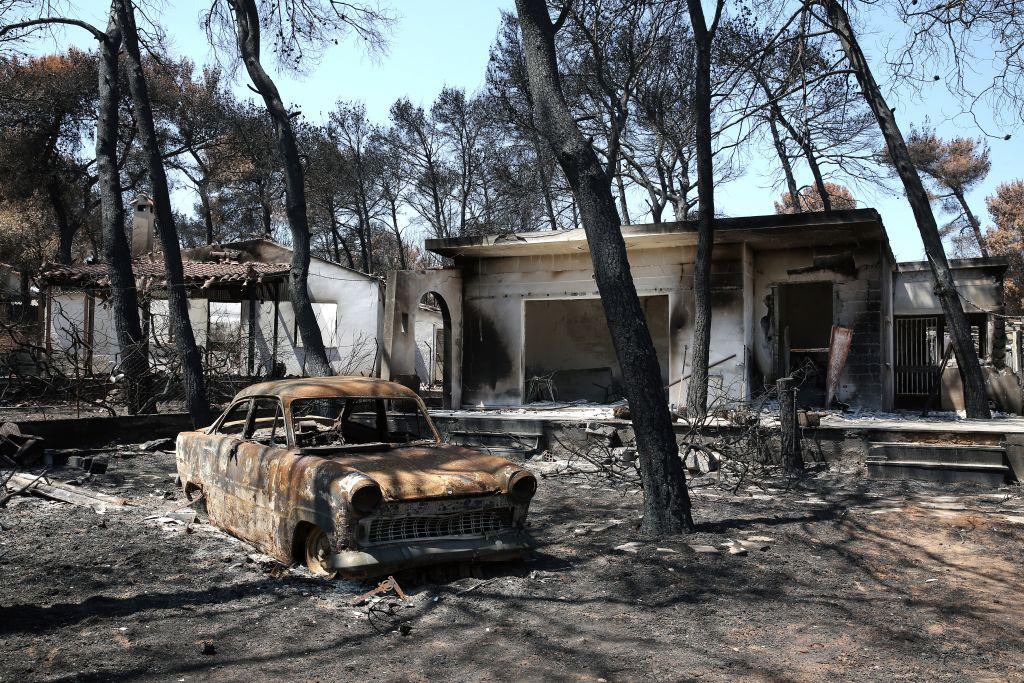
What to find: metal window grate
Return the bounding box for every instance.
[895,316,940,397]
[367,509,510,545]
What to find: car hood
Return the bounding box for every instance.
[336,443,518,501]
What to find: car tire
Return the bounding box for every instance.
[304,526,337,579]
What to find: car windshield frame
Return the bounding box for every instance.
[286,393,441,449]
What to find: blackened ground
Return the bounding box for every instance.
[1,449,1023,682]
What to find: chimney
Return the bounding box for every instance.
[130,194,157,257]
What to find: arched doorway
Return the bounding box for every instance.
[415,291,453,408]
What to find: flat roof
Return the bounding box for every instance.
[898,257,1009,274]
[426,209,892,259]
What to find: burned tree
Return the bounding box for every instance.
[816,0,991,418]
[114,0,211,426]
[204,0,390,376]
[513,0,693,534]
[683,0,726,418]
[0,3,150,414]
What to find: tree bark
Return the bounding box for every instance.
[821,0,991,418]
[514,0,693,534]
[115,0,211,427]
[227,0,332,377]
[684,0,718,418]
[952,189,989,257]
[95,6,147,415]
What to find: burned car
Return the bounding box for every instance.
[176,377,537,577]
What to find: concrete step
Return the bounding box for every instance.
[868,442,1006,466]
[867,441,1009,486]
[866,459,1009,486]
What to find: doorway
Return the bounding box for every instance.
[523,296,669,403]
[774,282,834,404]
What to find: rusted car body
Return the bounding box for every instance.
[176,377,536,577]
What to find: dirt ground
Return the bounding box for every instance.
[2,446,1023,682]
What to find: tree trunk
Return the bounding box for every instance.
[767,112,801,212]
[952,189,989,257]
[615,160,632,225]
[776,377,803,474]
[768,97,830,211]
[115,0,212,427]
[514,0,693,534]
[684,0,716,419]
[227,0,332,377]
[822,0,991,418]
[95,8,147,415]
[388,197,408,269]
[47,179,76,265]
[199,184,215,245]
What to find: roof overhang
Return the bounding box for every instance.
[426,209,892,260]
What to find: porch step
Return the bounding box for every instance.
[867,442,1009,486]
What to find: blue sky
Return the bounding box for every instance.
[31,0,1024,261]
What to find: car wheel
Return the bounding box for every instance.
[304,526,337,579]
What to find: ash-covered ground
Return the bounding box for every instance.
[1,447,1023,682]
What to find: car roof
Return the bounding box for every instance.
[235,376,420,402]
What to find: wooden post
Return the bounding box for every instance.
[246,284,257,377]
[777,377,803,474]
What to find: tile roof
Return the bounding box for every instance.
[39,258,291,290]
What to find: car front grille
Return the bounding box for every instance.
[366,508,511,545]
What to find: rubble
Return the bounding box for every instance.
[0,423,44,466]
[4,473,131,512]
[613,541,644,554]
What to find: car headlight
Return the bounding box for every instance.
[507,469,537,503]
[338,472,383,515]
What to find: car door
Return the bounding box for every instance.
[202,399,252,530]
[228,397,289,548]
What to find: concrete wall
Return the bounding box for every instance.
[381,269,463,408]
[894,265,1004,316]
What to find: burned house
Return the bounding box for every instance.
[38,196,383,382]
[383,209,1015,413]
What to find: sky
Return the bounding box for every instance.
[28,0,1024,261]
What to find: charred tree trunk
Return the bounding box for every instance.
[95,9,147,414]
[684,0,719,418]
[615,160,632,225]
[776,377,803,474]
[47,179,76,265]
[115,0,211,427]
[952,189,989,257]
[767,98,830,211]
[388,197,408,269]
[515,0,693,534]
[767,113,801,211]
[227,0,332,377]
[822,0,990,418]
[199,185,215,245]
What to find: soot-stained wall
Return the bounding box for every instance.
[459,248,687,406]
